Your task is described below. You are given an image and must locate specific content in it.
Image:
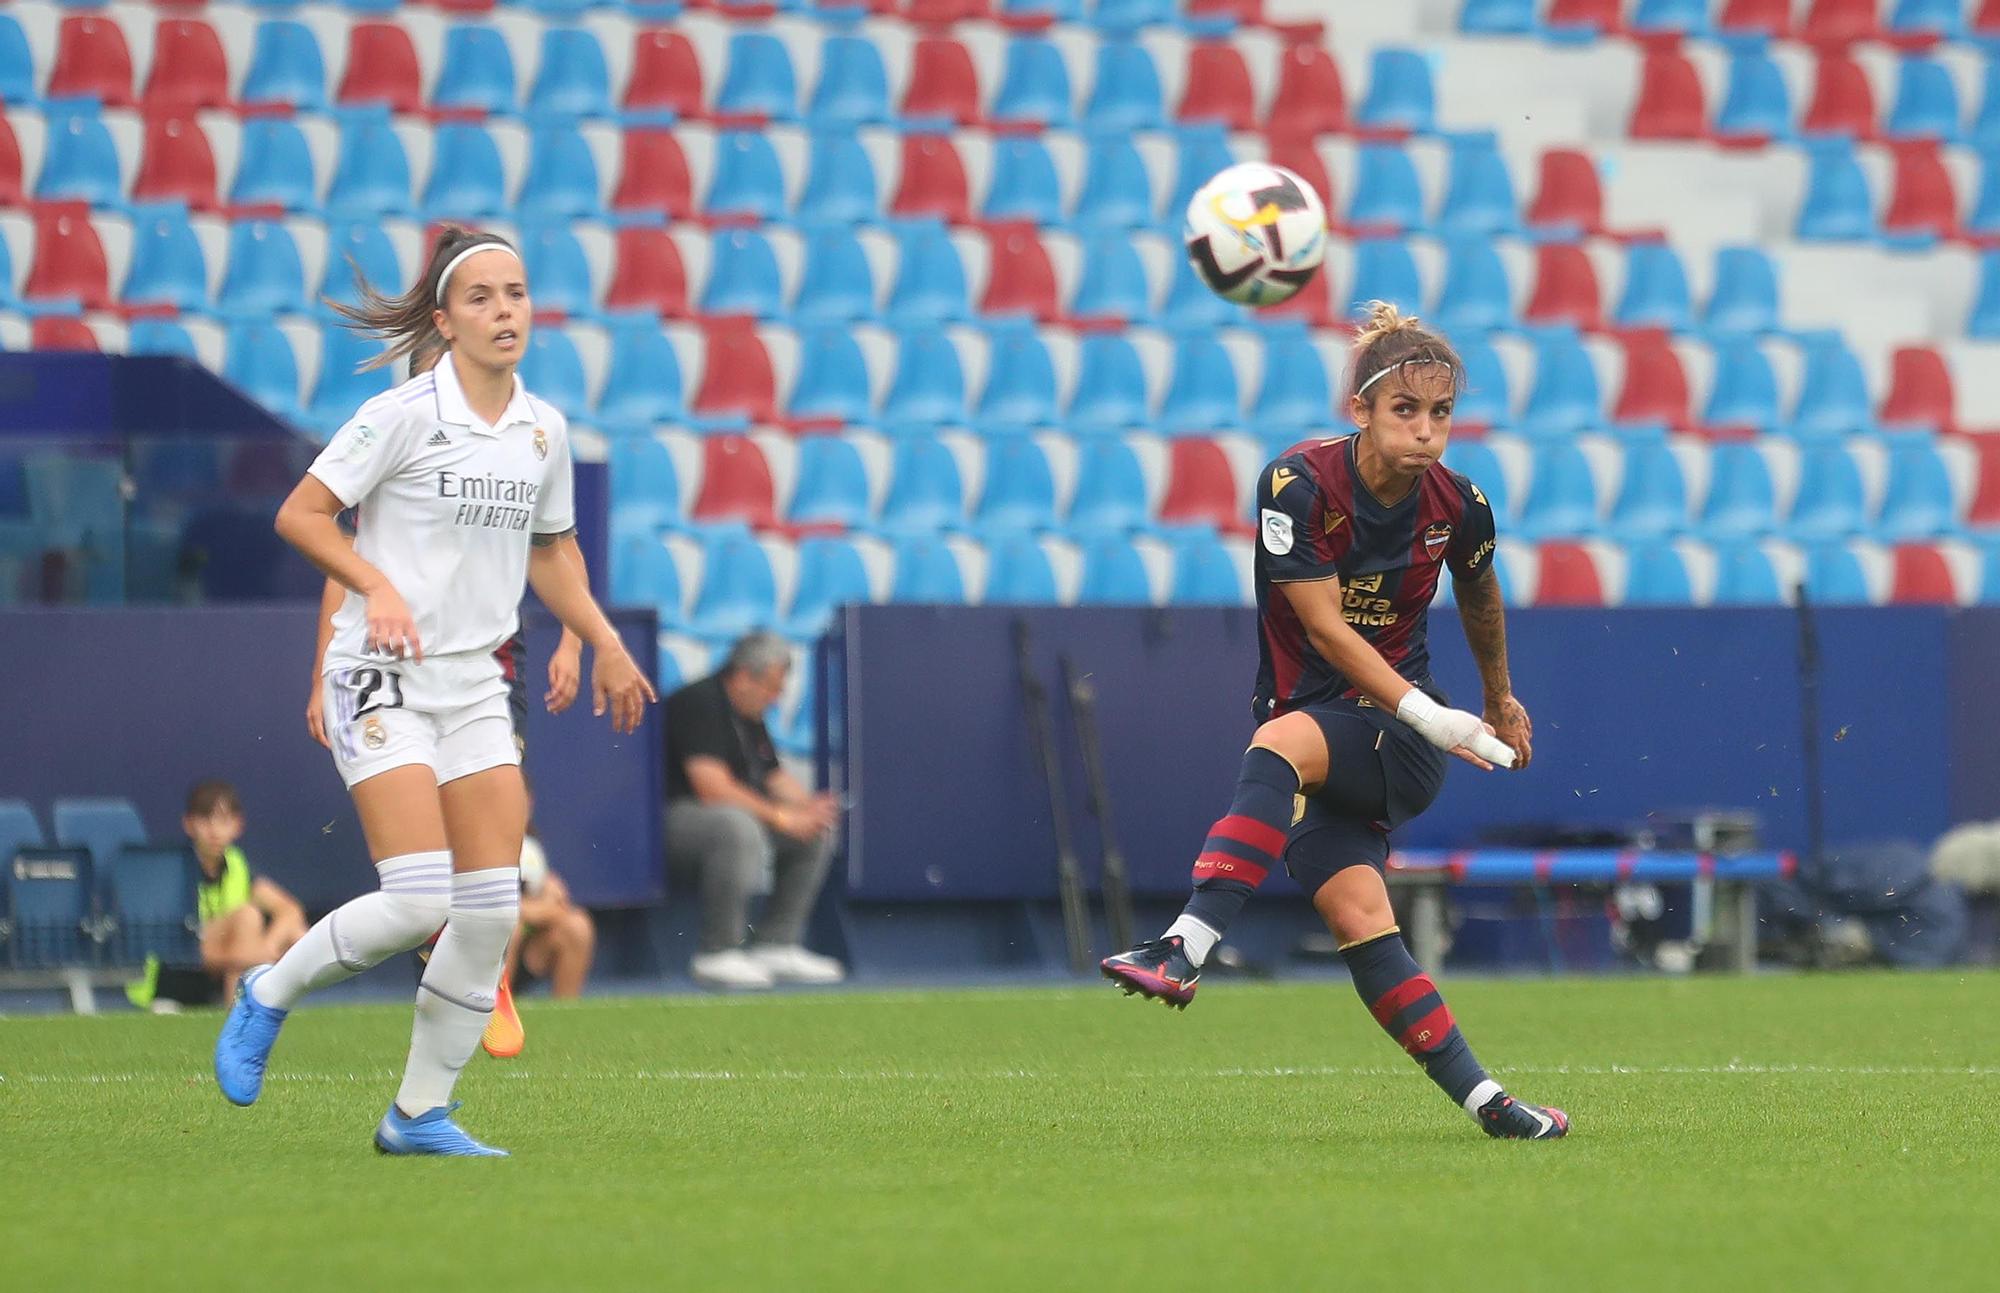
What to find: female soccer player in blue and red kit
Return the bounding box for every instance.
[1102,302,1568,1140]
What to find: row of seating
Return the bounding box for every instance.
[0,796,196,971]
[1470,0,1999,42]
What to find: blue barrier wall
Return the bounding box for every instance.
[0,605,661,910]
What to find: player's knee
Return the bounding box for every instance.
[1330,896,1396,946]
[1250,713,1327,788]
[380,889,452,940]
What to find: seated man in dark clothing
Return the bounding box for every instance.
[663,631,842,991]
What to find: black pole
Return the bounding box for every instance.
[1794,584,1827,895]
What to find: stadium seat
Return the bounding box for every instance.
[1168,127,1239,225]
[1068,233,1152,325]
[0,16,34,107]
[623,29,703,120]
[892,135,972,224]
[792,225,875,323]
[881,437,967,531]
[421,123,507,221]
[223,320,303,420]
[1077,533,1153,604]
[689,435,778,529]
[611,130,693,221]
[1160,332,1242,435]
[1802,0,1882,43]
[1628,49,1707,140]
[983,533,1060,605]
[1796,139,1878,240]
[338,23,424,114]
[787,434,873,529]
[1614,242,1693,332]
[1516,442,1600,538]
[319,222,403,320]
[228,118,316,214]
[53,797,147,877]
[1084,41,1164,132]
[1179,42,1256,130]
[1605,436,1688,538]
[1454,335,1511,431]
[1968,436,2000,526]
[1715,42,1792,142]
[217,219,306,317]
[1790,333,1873,438]
[1436,133,1519,235]
[522,327,588,413]
[874,327,963,430]
[1623,543,1695,605]
[1355,49,1434,136]
[517,224,593,319]
[1719,0,1791,34]
[1879,346,1955,432]
[1969,250,2000,338]
[1533,542,1606,606]
[1802,54,1876,141]
[49,15,134,107]
[1704,246,1780,335]
[36,111,123,209]
[433,25,519,117]
[121,206,209,314]
[1883,142,1957,242]
[241,20,326,112]
[788,327,873,425]
[1162,247,1239,328]
[1432,237,1515,334]
[1803,541,1873,603]
[1068,436,1152,532]
[903,38,981,127]
[5,846,91,968]
[1344,237,1423,319]
[1790,441,1868,538]
[1066,333,1150,432]
[132,115,218,211]
[797,134,880,224]
[0,114,20,210]
[1548,0,1624,32]
[1521,328,1602,435]
[889,534,967,603]
[1523,243,1603,330]
[1876,437,1960,538]
[1611,331,1690,430]
[1253,326,1334,433]
[0,800,44,864]
[1888,543,1959,604]
[983,137,1065,225]
[980,227,1061,322]
[1092,0,1172,29]
[692,320,778,422]
[784,536,873,636]
[701,227,784,319]
[128,319,197,358]
[714,32,797,123]
[609,437,682,534]
[1711,540,1785,604]
[530,28,613,120]
[1347,143,1426,233]
[1891,0,1964,36]
[809,34,889,127]
[518,125,604,222]
[1525,149,1604,236]
[307,326,394,433]
[1460,0,1539,32]
[977,435,1058,530]
[1072,137,1153,232]
[1265,41,1345,139]
[686,529,779,637]
[326,109,412,218]
[1887,57,1960,143]
[597,319,684,428]
[976,323,1059,427]
[1157,437,1241,530]
[1703,341,1781,431]
[991,37,1074,129]
[31,316,100,353]
[1167,529,1243,605]
[1700,442,1779,537]
[705,131,788,223]
[885,222,970,324]
[25,210,111,310]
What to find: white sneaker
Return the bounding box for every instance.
[747,944,847,985]
[690,949,775,991]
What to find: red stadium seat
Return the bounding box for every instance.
[338,24,424,114]
[1881,143,1957,241]
[625,29,705,119]
[692,320,777,423]
[1526,149,1604,235]
[610,129,693,220]
[0,115,22,206]
[1534,542,1606,605]
[690,433,778,529]
[1718,0,1791,36]
[1188,0,1264,20]
[1628,50,1707,141]
[902,38,981,126]
[1265,43,1345,139]
[1965,436,2000,524]
[1980,0,2000,37]
[1801,53,1876,139]
[30,315,100,352]
[1157,439,1245,532]
[1178,43,1256,131]
[431,0,499,10]
[980,225,1060,322]
[1612,331,1689,429]
[142,19,232,114]
[1888,544,1957,603]
[24,209,111,310]
[130,115,218,210]
[1801,0,1881,43]
[890,135,971,223]
[48,16,135,107]
[1523,243,1603,330]
[1257,260,1335,327]
[902,0,991,20]
[1266,136,1335,224]
[603,227,689,317]
[1879,346,1956,432]
[1547,0,1624,32]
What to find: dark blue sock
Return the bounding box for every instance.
[1177,747,1299,939]
[1340,928,1491,1107]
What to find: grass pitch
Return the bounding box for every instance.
[2,973,1996,1292]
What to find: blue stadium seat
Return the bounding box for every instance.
[1431,237,1514,334]
[0,223,14,307]
[787,434,873,529]
[1072,136,1153,231]
[1795,140,1877,241]
[1443,439,1511,518]
[1459,0,1538,33]
[796,134,880,223]
[1084,41,1164,131]
[1348,143,1426,232]
[518,224,594,318]
[229,117,317,213]
[1077,534,1153,604]
[1968,152,2000,239]
[128,319,196,358]
[1789,333,1872,438]
[1345,237,1423,319]
[1886,56,1960,141]
[700,227,784,318]
[318,222,400,320]
[1167,529,1241,605]
[1166,127,1237,224]
[1975,65,2000,146]
[1703,343,1781,430]
[4,847,91,969]
[421,123,507,220]
[880,438,966,531]
[809,34,890,127]
[983,533,1060,604]
[597,320,683,429]
[880,327,966,429]
[1068,436,1151,532]
[105,846,198,967]
[1789,441,1867,538]
[1521,328,1601,434]
[518,125,603,222]
[983,136,1064,225]
[1092,0,1172,30]
[784,535,873,635]
[1455,335,1511,429]
[52,797,147,877]
[1516,441,1599,537]
[889,533,966,602]
[1436,132,1517,235]
[1712,541,1784,604]
[528,28,612,120]
[121,206,209,313]
[977,435,1057,530]
[1974,535,2000,604]
[609,437,681,533]
[1890,0,1963,36]
[1970,250,2000,339]
[521,327,587,413]
[223,321,302,420]
[1159,332,1242,435]
[1703,247,1779,335]
[326,109,412,218]
[1633,0,1711,31]
[792,225,875,323]
[688,530,779,638]
[991,37,1074,129]
[1605,436,1687,538]
[1623,543,1695,605]
[1069,233,1152,324]
[788,327,873,425]
[0,15,36,106]
[1615,242,1693,331]
[217,219,305,317]
[1700,443,1778,537]
[1356,49,1436,135]
[1161,252,1239,327]
[705,131,788,222]
[1876,436,1959,538]
[433,25,518,116]
[1002,0,1084,19]
[976,325,1059,429]
[308,326,393,434]
[885,222,969,324]
[1068,333,1151,433]
[716,32,798,121]
[37,110,123,207]
[1716,43,1792,141]
[0,800,44,864]
[1802,541,1872,603]
[1253,326,1334,433]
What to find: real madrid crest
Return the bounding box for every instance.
[363,716,387,751]
[532,427,548,461]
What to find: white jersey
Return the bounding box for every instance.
[309,355,575,681]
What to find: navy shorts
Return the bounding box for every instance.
[506,669,528,758]
[1281,696,1447,898]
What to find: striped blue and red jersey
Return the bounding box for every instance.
[1252,434,1497,719]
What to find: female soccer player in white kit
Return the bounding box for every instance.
[215,226,656,1156]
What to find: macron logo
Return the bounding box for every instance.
[426,429,451,448]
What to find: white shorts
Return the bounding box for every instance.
[321,656,519,790]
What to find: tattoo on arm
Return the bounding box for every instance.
[531,527,577,548]
[1454,568,1512,700]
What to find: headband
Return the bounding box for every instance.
[1356,357,1454,396]
[435,241,521,306]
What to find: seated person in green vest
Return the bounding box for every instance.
[129,781,309,1010]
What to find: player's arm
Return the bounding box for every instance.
[1454,568,1532,769]
[527,531,655,732]
[275,475,423,660]
[305,572,344,747]
[1275,577,1425,714]
[686,755,820,840]
[544,539,587,714]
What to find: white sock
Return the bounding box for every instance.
[1164,915,1221,967]
[1462,1078,1505,1121]
[394,868,519,1117]
[253,851,452,1010]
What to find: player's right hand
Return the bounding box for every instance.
[364,585,423,662]
[1395,690,1516,771]
[306,685,329,749]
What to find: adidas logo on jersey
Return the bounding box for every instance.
[426,429,451,448]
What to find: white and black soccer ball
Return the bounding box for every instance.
[1183,162,1328,308]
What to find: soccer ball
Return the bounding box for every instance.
[1183,162,1328,308]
